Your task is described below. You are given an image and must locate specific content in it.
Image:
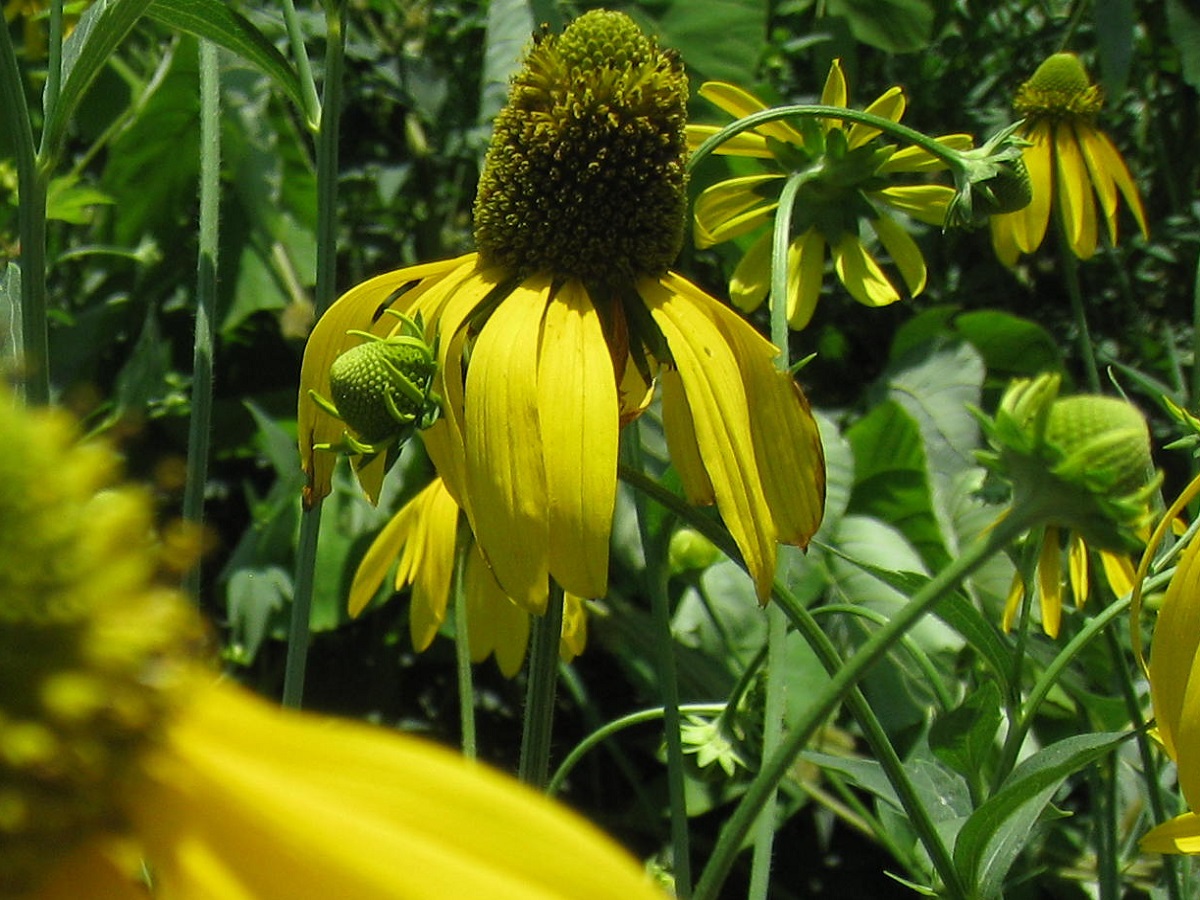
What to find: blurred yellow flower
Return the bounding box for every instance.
[990,52,1148,265]
[299,11,825,604]
[0,390,664,900]
[348,476,588,676]
[687,61,970,329]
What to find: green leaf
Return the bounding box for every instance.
[953,311,1063,384]
[644,0,768,84]
[952,731,1130,899]
[0,263,20,367]
[1167,0,1200,91]
[847,400,950,572]
[227,565,291,663]
[479,0,534,127]
[146,0,306,113]
[825,0,934,53]
[45,173,113,224]
[43,0,157,164]
[929,681,1002,780]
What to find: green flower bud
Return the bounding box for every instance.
[972,154,1032,216]
[978,373,1159,551]
[668,527,722,575]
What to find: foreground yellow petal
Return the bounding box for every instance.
[133,683,665,900]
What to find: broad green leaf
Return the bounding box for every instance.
[953,731,1130,899]
[803,748,972,825]
[645,0,768,84]
[43,0,156,163]
[479,0,534,127]
[146,0,306,113]
[825,0,934,53]
[847,400,949,572]
[953,311,1063,384]
[929,681,1002,780]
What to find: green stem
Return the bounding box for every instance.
[749,170,808,900]
[629,423,692,897]
[518,581,563,788]
[182,38,220,599]
[693,508,1036,900]
[280,0,322,129]
[283,1,344,708]
[44,0,63,131]
[688,104,972,178]
[0,21,49,404]
[453,533,476,759]
[546,703,728,797]
[1056,213,1101,393]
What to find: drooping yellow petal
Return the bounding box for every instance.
[729,231,772,313]
[465,546,532,678]
[407,482,462,651]
[697,81,806,146]
[871,214,927,296]
[872,184,954,227]
[560,594,589,663]
[686,124,774,157]
[1038,527,1063,638]
[643,276,778,600]
[1054,123,1098,259]
[832,235,900,307]
[1099,550,1135,598]
[848,86,904,148]
[1148,534,1200,761]
[1011,122,1053,254]
[464,278,551,612]
[137,683,665,899]
[1001,572,1024,633]
[1173,649,1200,812]
[1141,813,1200,855]
[298,255,476,506]
[693,175,783,248]
[538,281,618,599]
[990,212,1021,267]
[1067,531,1089,608]
[660,367,715,506]
[789,228,826,330]
[695,283,825,547]
[1076,124,1149,242]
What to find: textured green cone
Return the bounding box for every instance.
[1014,53,1103,120]
[1045,395,1154,496]
[328,339,437,445]
[473,10,689,286]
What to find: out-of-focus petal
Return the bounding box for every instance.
[1099,550,1135,598]
[560,594,589,663]
[1148,534,1200,762]
[1068,531,1089,608]
[464,277,552,612]
[1141,813,1200,854]
[136,682,665,899]
[29,841,143,900]
[990,213,1021,267]
[538,281,618,599]
[1001,572,1024,633]
[872,185,953,227]
[832,235,900,308]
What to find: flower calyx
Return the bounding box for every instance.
[944,121,1033,229]
[309,310,441,462]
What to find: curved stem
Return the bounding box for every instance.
[693,508,1036,900]
[546,704,728,797]
[452,533,476,759]
[518,581,563,788]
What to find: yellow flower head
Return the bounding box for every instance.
[0,390,664,898]
[687,61,971,329]
[990,52,1149,265]
[299,10,826,604]
[347,476,588,676]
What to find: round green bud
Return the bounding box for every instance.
[328,338,437,445]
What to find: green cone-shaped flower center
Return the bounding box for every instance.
[0,398,201,894]
[473,10,689,286]
[1014,52,1103,121]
